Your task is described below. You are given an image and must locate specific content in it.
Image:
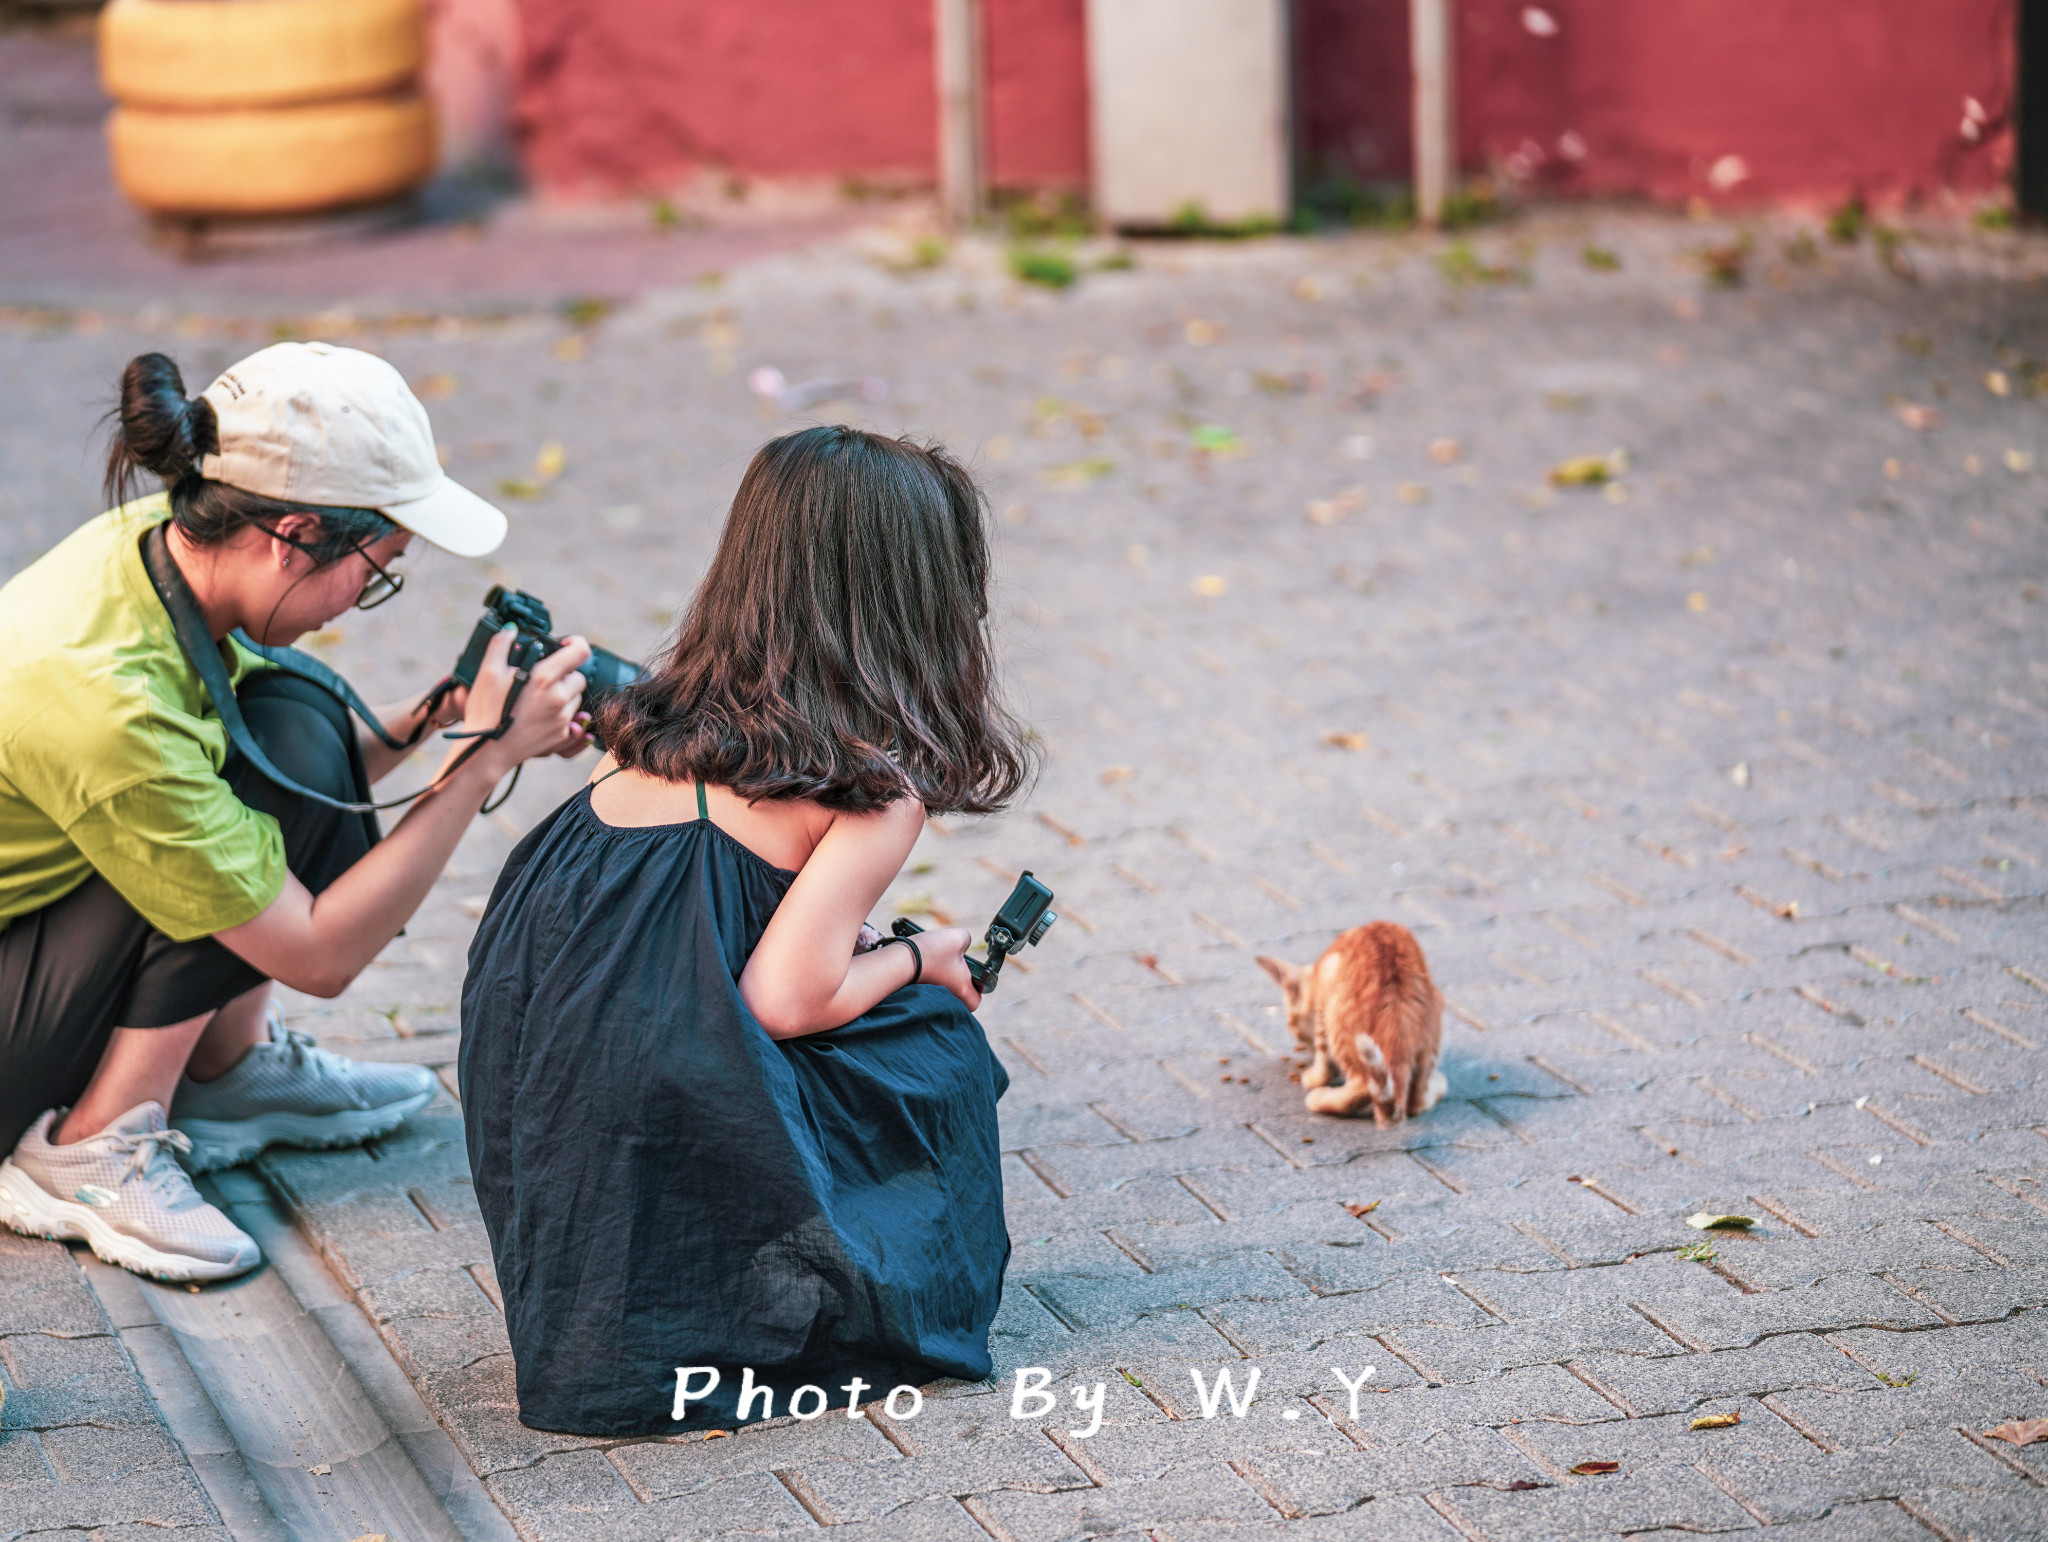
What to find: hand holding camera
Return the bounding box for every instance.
[456,625,593,778]
[890,871,1057,1007]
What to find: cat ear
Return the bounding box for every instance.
[1253,955,1300,992]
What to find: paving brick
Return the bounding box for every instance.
[12,203,2048,1540]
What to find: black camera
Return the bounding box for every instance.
[452,586,643,722]
[892,871,1056,993]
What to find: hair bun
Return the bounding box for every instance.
[116,352,217,481]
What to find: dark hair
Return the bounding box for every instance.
[103,352,397,564]
[595,425,1037,815]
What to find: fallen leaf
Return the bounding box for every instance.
[1569,1460,1620,1475]
[1687,1212,1757,1230]
[1985,1419,2048,1446]
[496,477,542,500]
[1549,450,1629,487]
[1345,1200,1382,1217]
[1691,1412,1741,1429]
[1100,766,1134,784]
[1042,457,1117,488]
[1193,575,1228,597]
[535,441,567,481]
[1306,487,1365,525]
[1986,370,2012,397]
[1504,1479,1544,1490]
[2008,449,2036,474]
[1184,318,1218,346]
[1323,731,1371,751]
[1428,437,1461,464]
[552,334,587,362]
[415,372,457,399]
[1892,402,1939,431]
[1395,481,1429,504]
[703,1429,731,1439]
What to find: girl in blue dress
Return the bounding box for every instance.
[460,426,1035,1436]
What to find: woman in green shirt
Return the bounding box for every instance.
[0,342,591,1282]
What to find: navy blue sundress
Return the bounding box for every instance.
[458,783,1010,1436]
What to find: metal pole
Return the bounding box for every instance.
[936,0,984,227]
[1411,0,1452,226]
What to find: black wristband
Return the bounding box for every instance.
[875,934,922,984]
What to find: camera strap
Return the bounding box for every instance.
[141,523,496,815]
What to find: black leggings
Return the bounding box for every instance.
[0,672,380,1154]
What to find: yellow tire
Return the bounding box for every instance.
[108,96,436,216]
[99,0,425,111]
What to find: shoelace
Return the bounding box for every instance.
[96,1125,201,1206]
[275,1026,350,1080]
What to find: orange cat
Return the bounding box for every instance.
[1255,922,1446,1125]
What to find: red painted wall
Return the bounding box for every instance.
[515,0,937,193]
[1297,0,2014,205]
[514,0,1090,195]
[515,0,2013,206]
[985,0,1089,191]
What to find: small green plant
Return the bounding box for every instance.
[1875,1370,1917,1388]
[1975,203,2015,231]
[1677,1241,1718,1263]
[1121,1369,1144,1387]
[560,296,613,328]
[1827,198,1867,245]
[1437,240,1522,286]
[1092,250,1135,273]
[1581,244,1621,272]
[1008,246,1078,289]
[650,198,679,231]
[1439,182,1504,231]
[1165,201,1282,239]
[1296,170,1415,230]
[1000,188,1094,240]
[1783,230,1819,264]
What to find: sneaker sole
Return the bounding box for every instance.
[0,1157,259,1283]
[172,1088,436,1174]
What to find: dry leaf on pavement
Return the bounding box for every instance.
[1892,402,1939,431]
[1985,1420,2048,1446]
[1691,1412,1742,1429]
[1345,1200,1381,1217]
[1323,731,1371,751]
[1549,450,1629,486]
[1569,1461,1620,1475]
[1687,1212,1757,1230]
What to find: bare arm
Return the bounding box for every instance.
[216,630,592,996]
[740,797,982,1038]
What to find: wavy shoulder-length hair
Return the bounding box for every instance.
[594,425,1037,815]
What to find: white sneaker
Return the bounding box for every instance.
[0,1103,261,1282]
[169,1007,437,1173]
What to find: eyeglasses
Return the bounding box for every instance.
[268,527,405,610]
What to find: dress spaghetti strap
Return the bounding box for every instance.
[588,765,708,822]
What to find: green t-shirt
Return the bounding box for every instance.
[0,496,287,942]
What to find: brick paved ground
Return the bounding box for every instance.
[4,209,2048,1542]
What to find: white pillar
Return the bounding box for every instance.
[935,0,984,227]
[1085,0,1290,229]
[1411,0,1453,226]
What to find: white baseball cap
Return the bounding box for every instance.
[198,341,507,558]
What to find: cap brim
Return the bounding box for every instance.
[382,475,508,558]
